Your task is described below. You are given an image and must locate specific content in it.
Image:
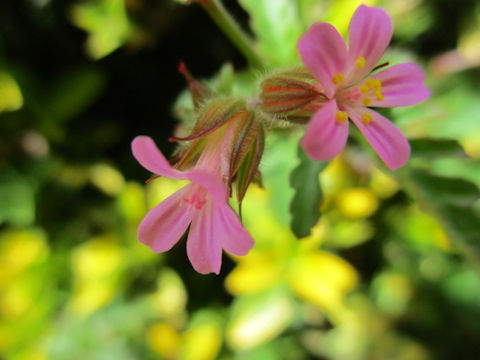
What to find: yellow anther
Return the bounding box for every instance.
[359,85,370,94]
[375,91,384,101]
[332,73,345,85]
[335,111,348,123]
[373,79,382,90]
[366,78,375,88]
[361,112,373,124]
[362,97,372,106]
[355,56,366,69]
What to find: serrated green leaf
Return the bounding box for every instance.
[289,144,327,238]
[238,0,302,66]
[402,167,480,264]
[410,138,466,159]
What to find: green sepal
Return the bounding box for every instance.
[233,117,265,203]
[259,67,323,123]
[171,98,245,142]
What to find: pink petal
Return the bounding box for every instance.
[347,5,393,84]
[369,63,431,107]
[138,186,192,253]
[186,170,228,205]
[214,204,254,256]
[346,106,410,170]
[301,100,349,161]
[298,23,348,98]
[187,201,222,275]
[131,136,186,179]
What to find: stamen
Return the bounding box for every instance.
[373,79,382,90]
[335,111,348,123]
[374,91,384,101]
[366,78,375,88]
[332,73,345,85]
[359,85,370,94]
[362,98,372,106]
[361,112,373,124]
[355,56,366,69]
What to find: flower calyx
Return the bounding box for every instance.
[259,67,326,124]
[226,110,265,203]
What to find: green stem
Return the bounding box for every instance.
[198,0,265,69]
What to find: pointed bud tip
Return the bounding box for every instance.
[177,61,193,81]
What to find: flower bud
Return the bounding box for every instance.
[178,61,214,110]
[170,99,264,203]
[259,67,326,124]
[226,110,264,203]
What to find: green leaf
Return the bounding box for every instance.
[402,168,480,264]
[0,167,35,226]
[289,144,327,238]
[410,138,466,159]
[238,0,302,66]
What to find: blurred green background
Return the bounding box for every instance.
[1,0,480,359]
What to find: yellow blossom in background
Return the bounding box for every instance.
[370,168,399,198]
[288,252,357,311]
[181,320,222,360]
[461,133,480,158]
[148,322,182,359]
[325,0,377,35]
[148,311,223,360]
[0,229,48,289]
[89,163,125,196]
[224,183,358,350]
[117,181,147,224]
[226,288,294,351]
[68,235,125,316]
[151,268,188,320]
[0,71,23,113]
[336,188,379,219]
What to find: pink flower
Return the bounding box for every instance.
[131,136,254,274]
[298,5,430,170]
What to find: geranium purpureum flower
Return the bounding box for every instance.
[298,5,430,170]
[131,136,254,274]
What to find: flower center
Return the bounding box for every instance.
[359,77,384,105]
[183,189,207,210]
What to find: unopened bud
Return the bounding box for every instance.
[259,67,326,124]
[226,110,264,203]
[178,61,214,110]
[170,98,245,142]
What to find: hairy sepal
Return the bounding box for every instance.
[171,98,245,142]
[231,115,265,203]
[178,61,214,110]
[260,67,323,123]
